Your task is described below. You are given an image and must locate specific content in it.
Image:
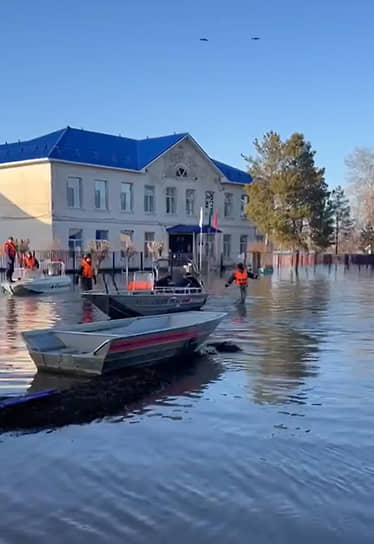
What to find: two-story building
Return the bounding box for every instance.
[0,127,255,263]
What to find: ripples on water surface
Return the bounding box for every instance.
[1,267,374,543]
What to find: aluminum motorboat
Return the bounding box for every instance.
[22,311,226,376]
[1,261,72,296]
[83,269,208,319]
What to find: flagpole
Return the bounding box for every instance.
[199,206,203,273]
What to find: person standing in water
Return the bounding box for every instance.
[225,262,249,304]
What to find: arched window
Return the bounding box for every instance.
[176,165,188,178]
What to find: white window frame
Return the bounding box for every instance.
[95,180,108,210]
[96,229,109,241]
[205,191,214,210]
[240,234,248,256]
[176,164,188,178]
[185,188,195,216]
[68,228,83,252]
[166,187,177,215]
[144,231,155,257]
[120,182,133,213]
[144,185,155,214]
[240,194,249,218]
[67,177,81,209]
[223,234,231,258]
[224,192,234,218]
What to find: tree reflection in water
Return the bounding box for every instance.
[245,274,330,405]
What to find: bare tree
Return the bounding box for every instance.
[87,240,111,274]
[345,148,374,226]
[120,234,137,286]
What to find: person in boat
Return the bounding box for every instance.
[225,262,249,304]
[24,251,39,270]
[247,264,258,280]
[79,254,95,291]
[154,274,173,287]
[178,273,201,288]
[2,236,17,283]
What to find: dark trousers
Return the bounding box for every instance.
[81,276,93,291]
[6,259,15,282]
[239,285,247,304]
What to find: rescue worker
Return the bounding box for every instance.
[225,262,249,304]
[79,254,95,291]
[2,237,17,283]
[24,251,38,270]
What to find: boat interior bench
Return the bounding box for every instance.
[27,315,174,355]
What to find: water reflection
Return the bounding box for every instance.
[250,277,329,405]
[2,269,374,543]
[2,356,223,432]
[210,274,329,406]
[5,297,18,345]
[28,371,91,394]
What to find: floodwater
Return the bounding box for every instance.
[1,266,374,543]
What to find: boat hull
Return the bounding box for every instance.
[1,277,72,296]
[22,311,225,376]
[83,291,208,318]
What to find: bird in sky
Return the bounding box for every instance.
[200,36,261,42]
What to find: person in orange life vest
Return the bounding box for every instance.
[24,251,38,270]
[79,254,95,291]
[225,263,248,304]
[3,237,17,282]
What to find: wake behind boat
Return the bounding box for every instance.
[22,311,226,376]
[1,261,72,296]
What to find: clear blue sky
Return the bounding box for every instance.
[0,0,373,186]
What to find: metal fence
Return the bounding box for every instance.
[273,252,374,268]
[0,249,220,274]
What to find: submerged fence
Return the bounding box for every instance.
[2,248,374,274]
[0,250,219,274]
[273,252,374,268]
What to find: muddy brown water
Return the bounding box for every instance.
[1,267,374,543]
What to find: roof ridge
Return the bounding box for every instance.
[47,127,69,158]
[137,132,188,143]
[212,157,248,173]
[65,126,136,142]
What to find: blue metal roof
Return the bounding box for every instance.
[211,159,252,185]
[137,134,188,169]
[0,127,251,184]
[0,128,67,164]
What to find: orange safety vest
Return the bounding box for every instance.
[24,255,36,269]
[81,259,93,278]
[234,269,248,286]
[2,241,16,259]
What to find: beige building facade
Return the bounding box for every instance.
[0,128,256,264]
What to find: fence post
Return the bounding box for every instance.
[72,251,76,280]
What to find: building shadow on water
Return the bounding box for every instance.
[0,355,223,434]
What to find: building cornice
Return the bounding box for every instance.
[0,157,144,174]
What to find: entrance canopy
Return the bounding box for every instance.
[167,224,221,234]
